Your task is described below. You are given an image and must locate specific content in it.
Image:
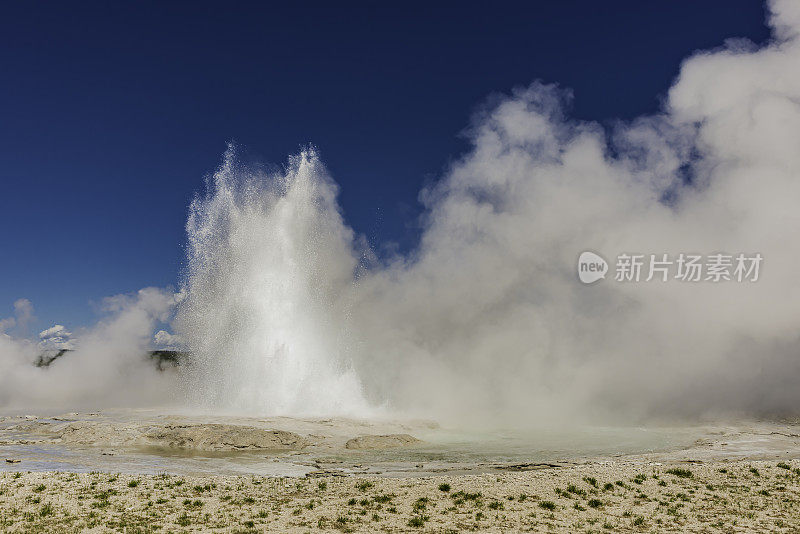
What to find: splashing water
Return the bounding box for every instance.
[176,148,371,416]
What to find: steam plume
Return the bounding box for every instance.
[177,0,800,423]
[2,0,800,425]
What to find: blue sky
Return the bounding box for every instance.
[0,1,770,332]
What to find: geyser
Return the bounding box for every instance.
[175,0,800,424]
[2,0,800,426]
[175,149,371,416]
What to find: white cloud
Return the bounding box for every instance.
[0,298,35,334]
[39,324,70,339]
[0,317,15,333]
[153,330,182,347]
[13,299,34,329]
[38,324,74,351]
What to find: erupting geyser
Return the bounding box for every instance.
[3,0,800,425]
[176,148,371,416]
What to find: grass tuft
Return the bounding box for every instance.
[665,468,693,479]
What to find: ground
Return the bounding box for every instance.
[1,458,799,532]
[1,412,800,532]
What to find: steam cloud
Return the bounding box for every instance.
[0,289,180,409]
[2,0,800,424]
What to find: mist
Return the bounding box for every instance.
[2,0,800,426]
[0,289,180,410]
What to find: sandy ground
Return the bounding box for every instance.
[1,458,799,532]
[1,412,799,532]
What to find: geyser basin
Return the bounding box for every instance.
[2,409,797,477]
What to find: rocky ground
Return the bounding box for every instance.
[1,458,799,532]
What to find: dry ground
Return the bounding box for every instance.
[1,458,799,532]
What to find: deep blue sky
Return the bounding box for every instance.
[0,1,771,332]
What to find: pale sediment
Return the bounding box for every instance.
[0,413,428,455]
[344,434,422,450]
[1,458,799,532]
[7,421,309,452]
